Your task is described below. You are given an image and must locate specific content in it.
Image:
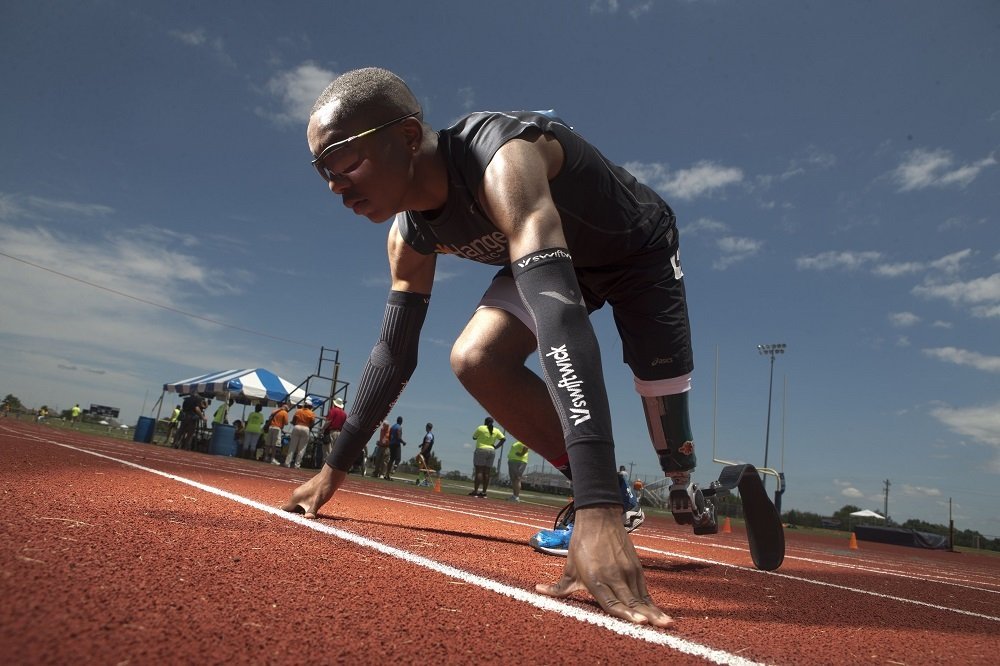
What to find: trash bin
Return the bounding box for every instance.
[134,416,155,443]
[209,423,237,457]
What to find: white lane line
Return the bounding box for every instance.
[16,433,767,666]
[12,428,999,623]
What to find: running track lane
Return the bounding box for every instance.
[2,422,998,664]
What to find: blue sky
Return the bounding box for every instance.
[2,1,998,535]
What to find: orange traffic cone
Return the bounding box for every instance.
[849,532,858,550]
[722,516,732,534]
[434,476,441,493]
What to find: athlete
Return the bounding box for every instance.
[283,67,711,627]
[414,422,434,487]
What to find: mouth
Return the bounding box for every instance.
[343,197,367,214]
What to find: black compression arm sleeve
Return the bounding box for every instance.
[511,248,619,508]
[325,291,429,471]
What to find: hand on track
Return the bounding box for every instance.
[280,464,345,519]
[535,504,674,627]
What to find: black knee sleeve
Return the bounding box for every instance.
[512,248,618,508]
[326,291,429,471]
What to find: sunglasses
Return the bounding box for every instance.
[311,111,420,182]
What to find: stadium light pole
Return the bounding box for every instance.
[757,343,786,490]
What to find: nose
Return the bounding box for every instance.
[327,174,350,195]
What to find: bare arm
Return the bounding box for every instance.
[388,215,436,294]
[477,134,566,256]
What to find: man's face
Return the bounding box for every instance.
[307,100,415,223]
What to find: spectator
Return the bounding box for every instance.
[384,416,405,480]
[174,395,206,451]
[213,398,234,426]
[163,404,181,445]
[507,441,530,502]
[243,404,266,459]
[70,404,82,427]
[266,403,290,465]
[370,421,390,477]
[414,422,434,487]
[323,398,348,460]
[285,401,316,469]
[470,417,505,497]
[233,419,245,453]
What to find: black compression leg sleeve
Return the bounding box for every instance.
[512,248,619,508]
[326,291,429,471]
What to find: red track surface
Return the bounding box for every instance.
[2,420,998,665]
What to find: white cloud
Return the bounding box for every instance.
[168,28,233,67]
[713,236,762,270]
[625,160,743,200]
[795,250,882,271]
[872,261,923,277]
[913,272,1000,313]
[169,28,207,46]
[0,222,260,375]
[901,484,942,498]
[0,193,114,222]
[798,249,975,284]
[888,312,920,327]
[757,146,836,189]
[589,0,653,18]
[930,401,1000,471]
[842,487,864,499]
[891,148,996,191]
[682,217,729,236]
[922,347,1000,373]
[263,62,336,126]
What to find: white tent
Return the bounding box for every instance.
[162,368,318,406]
[850,509,886,520]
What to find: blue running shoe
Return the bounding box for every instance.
[530,473,645,557]
[529,524,572,557]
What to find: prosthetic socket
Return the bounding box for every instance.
[641,391,716,533]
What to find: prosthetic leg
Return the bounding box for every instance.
[641,392,718,534]
[641,390,785,570]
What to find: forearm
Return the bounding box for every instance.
[512,248,619,508]
[325,291,429,470]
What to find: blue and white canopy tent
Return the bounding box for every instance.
[162,368,320,406]
[150,367,324,431]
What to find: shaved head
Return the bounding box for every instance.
[310,67,421,129]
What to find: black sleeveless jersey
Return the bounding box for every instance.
[398,111,676,268]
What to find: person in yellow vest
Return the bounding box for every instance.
[213,398,234,425]
[243,404,266,460]
[506,440,530,502]
[164,405,181,445]
[70,404,82,427]
[470,416,505,498]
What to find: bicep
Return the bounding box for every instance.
[388,215,436,293]
[478,138,567,260]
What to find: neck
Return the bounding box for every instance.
[406,131,449,213]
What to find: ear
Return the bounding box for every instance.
[401,117,424,152]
